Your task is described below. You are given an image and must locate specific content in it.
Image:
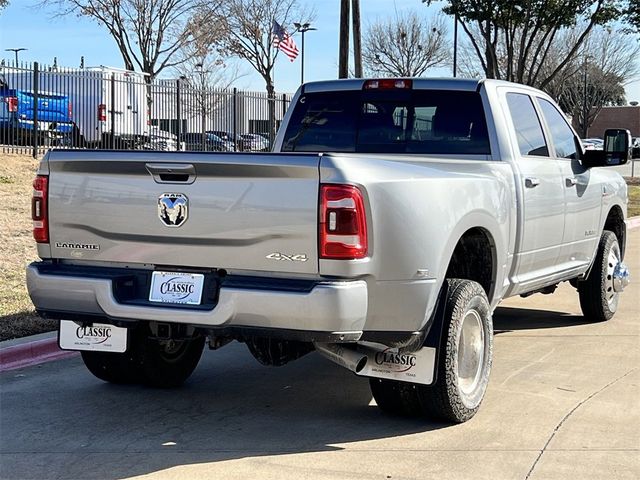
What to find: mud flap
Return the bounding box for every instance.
[355,281,449,385]
[355,345,436,385]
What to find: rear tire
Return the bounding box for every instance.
[81,350,141,384]
[369,379,420,415]
[578,230,621,322]
[369,279,493,423]
[81,323,205,388]
[138,333,205,388]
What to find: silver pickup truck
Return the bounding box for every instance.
[27,78,633,423]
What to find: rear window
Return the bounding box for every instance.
[282,89,490,155]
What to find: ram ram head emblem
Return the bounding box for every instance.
[158,193,188,227]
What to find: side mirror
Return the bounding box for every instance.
[604,129,632,164]
[582,128,632,168]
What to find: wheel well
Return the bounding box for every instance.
[604,206,625,258]
[445,228,495,298]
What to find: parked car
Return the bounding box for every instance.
[581,138,603,150]
[239,133,270,151]
[182,132,230,151]
[142,126,182,151]
[206,130,238,151]
[0,83,74,146]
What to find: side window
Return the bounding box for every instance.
[538,99,580,159]
[506,93,549,157]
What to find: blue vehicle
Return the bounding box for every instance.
[0,84,74,145]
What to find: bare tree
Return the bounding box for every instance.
[0,1,9,10]
[363,12,449,77]
[40,0,220,80]
[202,0,311,140]
[174,43,245,143]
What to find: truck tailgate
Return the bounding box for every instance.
[45,151,321,275]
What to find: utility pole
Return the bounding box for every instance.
[351,0,362,78]
[453,14,458,78]
[339,0,350,78]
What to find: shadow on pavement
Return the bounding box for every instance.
[0,344,449,480]
[493,306,592,333]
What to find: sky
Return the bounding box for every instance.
[1,0,639,102]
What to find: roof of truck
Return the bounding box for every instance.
[301,77,546,96]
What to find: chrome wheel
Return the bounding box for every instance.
[605,242,621,311]
[457,309,485,399]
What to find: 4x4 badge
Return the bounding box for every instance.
[158,193,188,227]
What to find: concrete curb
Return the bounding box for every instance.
[627,216,640,230]
[0,333,77,373]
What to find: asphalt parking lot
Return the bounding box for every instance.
[1,230,638,480]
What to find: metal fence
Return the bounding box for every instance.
[0,61,293,156]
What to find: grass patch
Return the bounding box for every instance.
[628,184,640,218]
[0,153,57,341]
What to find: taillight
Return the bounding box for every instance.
[7,96,18,112]
[68,101,73,120]
[319,184,368,259]
[363,79,412,90]
[32,175,49,243]
[98,104,106,122]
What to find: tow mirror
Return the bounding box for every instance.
[583,128,632,168]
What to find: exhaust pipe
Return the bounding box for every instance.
[314,343,368,373]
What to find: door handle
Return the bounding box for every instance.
[524,177,540,188]
[146,163,196,184]
[565,177,578,187]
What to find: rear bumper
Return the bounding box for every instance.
[16,119,74,134]
[26,263,368,339]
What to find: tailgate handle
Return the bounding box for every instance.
[146,163,196,184]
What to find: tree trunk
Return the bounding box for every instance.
[266,81,276,145]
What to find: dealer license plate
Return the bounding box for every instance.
[59,320,128,353]
[149,271,204,305]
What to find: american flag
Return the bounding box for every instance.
[272,20,299,62]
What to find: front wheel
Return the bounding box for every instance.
[578,231,627,322]
[369,279,493,423]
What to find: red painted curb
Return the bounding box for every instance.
[0,337,78,373]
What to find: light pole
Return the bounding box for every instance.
[293,22,316,85]
[5,48,27,65]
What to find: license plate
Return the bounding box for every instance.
[149,271,204,305]
[59,320,128,353]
